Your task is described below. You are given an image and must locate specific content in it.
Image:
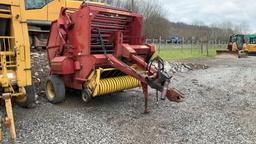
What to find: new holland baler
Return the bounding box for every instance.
[46,3,184,113]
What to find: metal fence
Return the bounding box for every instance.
[146,38,227,56]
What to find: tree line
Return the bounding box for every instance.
[103,0,250,42]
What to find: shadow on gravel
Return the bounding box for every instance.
[52,89,143,110]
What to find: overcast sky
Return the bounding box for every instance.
[161,0,256,32]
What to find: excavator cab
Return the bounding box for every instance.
[244,35,256,54]
[217,34,247,58]
[227,34,245,51]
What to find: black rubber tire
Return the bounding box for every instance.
[81,89,92,103]
[45,75,66,104]
[15,85,36,108]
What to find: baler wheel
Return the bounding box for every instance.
[15,85,36,108]
[46,75,66,104]
[81,89,92,103]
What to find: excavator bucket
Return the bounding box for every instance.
[216,50,247,58]
[217,34,248,58]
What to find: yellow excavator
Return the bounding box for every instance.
[216,34,247,58]
[244,34,256,54]
[216,34,256,58]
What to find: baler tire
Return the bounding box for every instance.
[81,89,92,103]
[15,85,36,108]
[46,75,66,104]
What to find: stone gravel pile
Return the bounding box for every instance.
[31,51,49,99]
[165,61,209,74]
[2,51,255,143]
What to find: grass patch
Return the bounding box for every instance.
[158,48,216,60]
[157,46,220,60]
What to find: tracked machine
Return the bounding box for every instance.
[244,34,256,55]
[46,4,184,112]
[216,34,247,58]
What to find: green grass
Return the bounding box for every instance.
[155,45,223,60]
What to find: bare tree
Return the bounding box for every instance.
[107,0,237,42]
[108,0,169,39]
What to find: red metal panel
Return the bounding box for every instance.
[86,5,142,17]
[50,56,74,75]
[74,55,96,82]
[47,4,148,85]
[130,16,143,45]
[69,7,91,55]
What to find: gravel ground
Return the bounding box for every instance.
[2,52,256,143]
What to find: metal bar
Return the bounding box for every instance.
[0,65,16,68]
[89,6,137,17]
[0,9,11,13]
[28,29,50,33]
[7,38,11,51]
[1,55,8,87]
[26,20,51,26]
[0,13,11,19]
[0,39,2,52]
[107,54,147,83]
[3,38,6,51]
[91,29,130,33]
[7,38,11,62]
[91,44,113,48]
[91,34,111,37]
[92,22,126,27]
[0,52,14,56]
[93,18,128,25]
[4,97,16,140]
[142,83,149,113]
[0,36,14,39]
[91,24,125,30]
[0,118,2,141]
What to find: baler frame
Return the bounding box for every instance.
[46,3,184,113]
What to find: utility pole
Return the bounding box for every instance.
[131,0,134,11]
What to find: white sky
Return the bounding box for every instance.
[161,0,256,32]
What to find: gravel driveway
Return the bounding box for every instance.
[2,53,256,144]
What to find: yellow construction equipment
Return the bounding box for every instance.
[0,0,36,140]
[216,34,247,58]
[23,0,105,48]
[87,68,141,97]
[0,0,106,140]
[244,34,256,54]
[216,34,256,58]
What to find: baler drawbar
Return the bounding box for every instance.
[46,3,184,113]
